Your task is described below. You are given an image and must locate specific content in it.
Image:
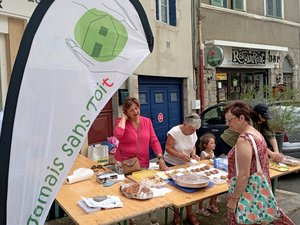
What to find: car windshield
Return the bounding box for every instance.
[202,105,225,126]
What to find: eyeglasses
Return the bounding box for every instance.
[91,164,106,172]
[225,116,237,124]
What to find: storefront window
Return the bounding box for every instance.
[283,57,293,89]
[217,69,268,101]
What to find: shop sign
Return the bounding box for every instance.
[232,48,266,65]
[0,0,38,18]
[207,46,224,67]
[216,73,227,80]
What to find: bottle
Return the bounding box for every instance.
[96,144,108,165]
[213,157,220,169]
[87,145,94,160]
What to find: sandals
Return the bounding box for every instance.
[196,207,211,217]
[207,205,219,213]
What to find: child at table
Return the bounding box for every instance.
[196,133,219,216]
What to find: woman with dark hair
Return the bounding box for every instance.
[225,100,295,225]
[214,103,282,163]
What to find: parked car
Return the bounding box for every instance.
[196,103,300,158]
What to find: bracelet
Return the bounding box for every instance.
[157,156,164,161]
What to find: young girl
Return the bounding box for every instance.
[196,133,219,216]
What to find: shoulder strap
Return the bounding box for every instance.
[235,134,263,176]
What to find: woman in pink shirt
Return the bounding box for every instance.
[114,97,168,171]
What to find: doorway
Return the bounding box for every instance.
[138,76,183,158]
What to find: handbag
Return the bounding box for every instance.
[122,156,141,175]
[120,122,141,175]
[228,134,280,224]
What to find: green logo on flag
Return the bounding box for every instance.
[74,8,128,62]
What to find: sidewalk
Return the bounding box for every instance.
[45,189,300,225]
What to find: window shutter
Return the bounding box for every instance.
[233,0,244,10]
[275,0,282,17]
[169,0,176,26]
[156,0,159,20]
[266,0,273,16]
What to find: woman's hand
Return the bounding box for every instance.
[180,152,191,162]
[269,151,283,163]
[191,154,200,161]
[226,197,238,213]
[158,159,168,171]
[122,112,128,120]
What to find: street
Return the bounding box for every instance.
[277,171,300,193]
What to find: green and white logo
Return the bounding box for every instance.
[74,8,128,62]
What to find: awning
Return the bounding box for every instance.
[205,40,288,52]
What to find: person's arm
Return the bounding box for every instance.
[165,134,191,162]
[269,138,279,153]
[147,119,168,171]
[267,138,283,163]
[191,146,200,161]
[113,114,128,139]
[227,137,252,213]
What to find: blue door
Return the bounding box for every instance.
[139,76,182,158]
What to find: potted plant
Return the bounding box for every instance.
[241,85,300,151]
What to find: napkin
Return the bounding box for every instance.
[66,168,94,184]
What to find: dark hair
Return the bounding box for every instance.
[122,97,140,112]
[224,100,251,123]
[199,133,215,151]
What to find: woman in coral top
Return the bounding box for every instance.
[114,97,168,172]
[225,101,295,225]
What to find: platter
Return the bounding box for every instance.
[186,163,228,184]
[141,175,169,188]
[171,173,210,188]
[120,182,153,200]
[269,162,289,172]
[280,155,300,166]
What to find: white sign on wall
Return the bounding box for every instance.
[0,0,38,18]
[205,45,283,69]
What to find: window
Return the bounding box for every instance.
[139,92,148,104]
[211,0,227,8]
[155,92,164,103]
[232,0,245,11]
[266,0,283,18]
[156,0,176,26]
[170,92,179,102]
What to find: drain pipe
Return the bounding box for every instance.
[198,5,205,112]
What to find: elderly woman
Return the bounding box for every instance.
[164,113,201,225]
[225,101,295,225]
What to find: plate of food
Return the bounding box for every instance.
[280,155,300,166]
[120,182,153,200]
[269,162,289,172]
[171,173,210,188]
[156,168,187,179]
[141,175,168,188]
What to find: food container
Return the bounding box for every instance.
[141,175,169,188]
[171,173,210,188]
[120,182,153,200]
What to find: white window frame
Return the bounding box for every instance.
[157,0,169,24]
[232,0,246,11]
[264,0,284,18]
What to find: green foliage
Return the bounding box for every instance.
[240,85,300,132]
